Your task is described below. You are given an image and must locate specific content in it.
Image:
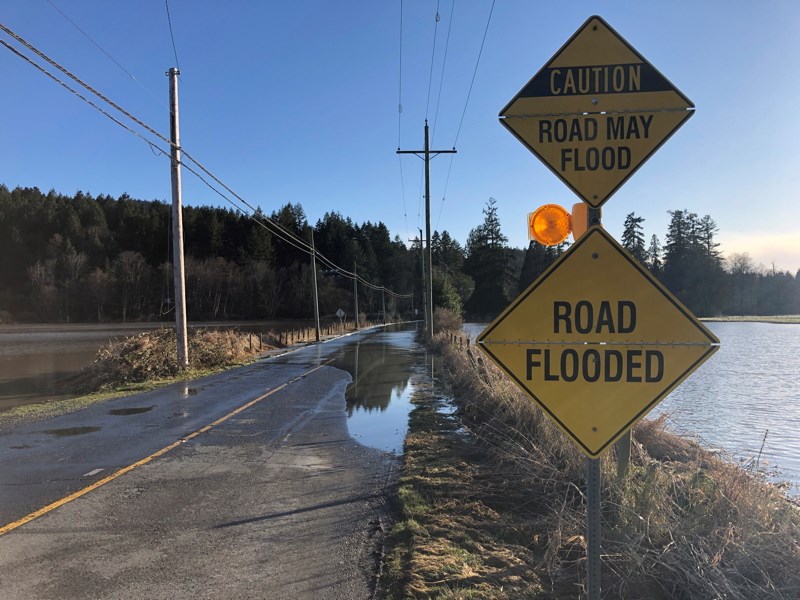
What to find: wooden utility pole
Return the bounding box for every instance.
[419,228,426,330]
[310,229,321,341]
[397,120,456,341]
[167,67,188,369]
[353,262,359,330]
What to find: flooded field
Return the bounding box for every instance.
[0,323,165,412]
[0,320,315,412]
[465,321,800,493]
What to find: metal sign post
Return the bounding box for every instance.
[586,457,602,599]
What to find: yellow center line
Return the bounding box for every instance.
[0,361,331,537]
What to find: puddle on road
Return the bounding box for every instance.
[42,426,102,437]
[109,406,154,416]
[331,325,422,454]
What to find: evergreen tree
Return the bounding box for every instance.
[463,198,511,316]
[432,230,472,312]
[621,212,647,263]
[518,240,564,292]
[646,234,662,275]
[662,210,726,316]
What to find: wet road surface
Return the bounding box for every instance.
[0,324,421,599]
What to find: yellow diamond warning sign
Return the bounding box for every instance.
[500,16,694,208]
[477,228,718,458]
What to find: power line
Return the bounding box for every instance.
[452,0,495,147]
[0,26,411,300]
[0,22,312,257]
[164,0,181,70]
[45,0,164,108]
[397,0,409,241]
[435,0,496,231]
[0,38,155,148]
[424,0,440,120]
[431,0,455,145]
[397,0,404,148]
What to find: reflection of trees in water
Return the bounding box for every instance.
[335,342,414,416]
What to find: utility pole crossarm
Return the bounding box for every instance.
[396,149,457,157]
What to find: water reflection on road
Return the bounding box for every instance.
[332,325,422,454]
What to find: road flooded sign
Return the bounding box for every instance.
[499,15,694,208]
[477,227,719,457]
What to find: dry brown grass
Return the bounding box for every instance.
[384,332,800,599]
[68,328,270,391]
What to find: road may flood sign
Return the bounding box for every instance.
[477,228,719,458]
[499,16,694,208]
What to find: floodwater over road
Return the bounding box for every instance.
[465,321,800,493]
[0,321,425,457]
[331,325,422,453]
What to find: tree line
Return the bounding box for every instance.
[0,186,416,323]
[0,185,797,323]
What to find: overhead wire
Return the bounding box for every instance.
[397,0,409,242]
[0,24,411,299]
[164,0,180,70]
[424,0,441,120]
[0,22,312,257]
[45,0,165,108]
[430,0,455,145]
[452,0,495,148]
[435,0,496,231]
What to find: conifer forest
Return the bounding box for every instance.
[0,186,797,324]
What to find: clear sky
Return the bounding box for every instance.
[2,1,798,273]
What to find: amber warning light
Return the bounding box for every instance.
[528,203,589,246]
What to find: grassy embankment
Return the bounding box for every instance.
[383,322,800,598]
[0,326,328,422]
[703,315,800,324]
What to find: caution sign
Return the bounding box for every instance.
[477,228,718,458]
[499,16,694,208]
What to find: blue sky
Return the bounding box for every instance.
[2,1,798,273]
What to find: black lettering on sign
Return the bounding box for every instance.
[561,349,579,382]
[560,147,632,172]
[605,350,623,382]
[538,117,598,143]
[645,350,664,382]
[627,349,643,382]
[525,348,663,383]
[606,114,653,140]
[527,348,541,380]
[583,349,601,382]
[553,300,636,334]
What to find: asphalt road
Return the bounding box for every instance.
[0,326,409,599]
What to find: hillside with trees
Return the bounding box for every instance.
[0,185,797,323]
